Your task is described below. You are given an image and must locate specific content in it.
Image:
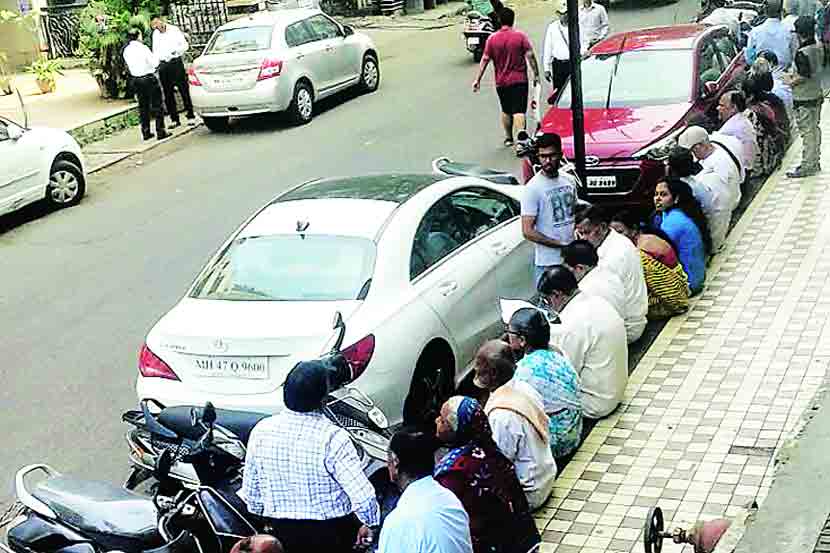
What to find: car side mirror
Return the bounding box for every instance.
[7,125,23,141]
[702,81,718,97]
[342,24,354,36]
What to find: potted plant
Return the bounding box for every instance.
[29,57,64,94]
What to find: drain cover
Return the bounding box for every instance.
[728,445,776,457]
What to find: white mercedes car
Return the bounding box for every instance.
[137,174,534,427]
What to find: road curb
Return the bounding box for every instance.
[68,105,141,147]
[86,122,203,175]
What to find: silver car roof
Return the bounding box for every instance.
[215,8,323,31]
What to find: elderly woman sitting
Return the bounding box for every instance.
[435,396,541,553]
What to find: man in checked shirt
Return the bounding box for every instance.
[240,360,380,553]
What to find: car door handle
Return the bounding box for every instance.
[438,281,459,296]
[490,242,510,255]
[325,46,334,52]
[296,53,305,60]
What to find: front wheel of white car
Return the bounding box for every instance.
[46,159,85,208]
[359,54,380,93]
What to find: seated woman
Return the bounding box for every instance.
[435,396,541,553]
[610,211,690,319]
[652,179,711,295]
[742,70,790,177]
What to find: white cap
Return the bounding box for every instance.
[555,0,567,14]
[499,298,546,324]
[677,126,710,149]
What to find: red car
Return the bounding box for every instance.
[540,24,746,212]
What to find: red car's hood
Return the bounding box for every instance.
[541,102,693,159]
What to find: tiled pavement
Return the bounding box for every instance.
[534,109,830,553]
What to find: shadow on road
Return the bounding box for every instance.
[0,201,58,236]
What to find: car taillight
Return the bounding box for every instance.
[138,343,180,381]
[187,66,202,86]
[341,334,375,381]
[257,58,283,81]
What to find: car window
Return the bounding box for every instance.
[306,15,342,41]
[698,39,725,90]
[285,20,315,47]
[558,50,694,108]
[190,234,376,301]
[410,188,517,280]
[205,25,274,54]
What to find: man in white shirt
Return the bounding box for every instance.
[678,125,744,211]
[562,240,640,340]
[716,90,758,174]
[542,5,571,90]
[538,266,628,418]
[578,0,608,54]
[574,205,648,343]
[521,132,577,285]
[123,28,168,141]
[472,340,556,511]
[378,428,473,553]
[151,15,195,127]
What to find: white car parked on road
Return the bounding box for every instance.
[188,9,380,131]
[137,174,535,428]
[0,116,86,216]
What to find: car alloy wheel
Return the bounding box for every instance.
[46,160,85,208]
[404,349,453,428]
[360,56,380,93]
[297,87,313,121]
[288,82,314,125]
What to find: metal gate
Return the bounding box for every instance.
[40,3,85,58]
[169,0,229,55]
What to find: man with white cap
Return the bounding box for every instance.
[543,4,572,91]
[677,125,744,212]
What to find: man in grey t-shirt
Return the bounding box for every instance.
[520,133,577,285]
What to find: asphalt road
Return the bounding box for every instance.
[0,0,697,503]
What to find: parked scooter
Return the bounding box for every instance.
[463,11,495,62]
[123,312,391,496]
[0,464,198,553]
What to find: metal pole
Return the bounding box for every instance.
[566,0,587,197]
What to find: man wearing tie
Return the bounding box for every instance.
[151,15,195,128]
[123,28,168,141]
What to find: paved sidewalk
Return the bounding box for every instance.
[534,103,830,553]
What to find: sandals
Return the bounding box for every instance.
[504,138,514,147]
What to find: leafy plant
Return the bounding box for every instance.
[77,0,158,98]
[29,57,64,84]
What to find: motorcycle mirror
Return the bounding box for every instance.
[202,402,217,426]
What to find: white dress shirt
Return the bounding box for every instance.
[152,24,189,62]
[550,293,628,419]
[597,228,648,343]
[719,111,758,172]
[704,133,744,211]
[682,172,732,253]
[579,265,628,326]
[378,477,473,553]
[578,3,608,53]
[488,379,557,511]
[543,20,570,71]
[123,40,159,78]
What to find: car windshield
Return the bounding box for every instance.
[190,234,376,301]
[206,26,273,54]
[558,49,694,108]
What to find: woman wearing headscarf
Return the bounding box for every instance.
[435,396,541,553]
[742,70,791,176]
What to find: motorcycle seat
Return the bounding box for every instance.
[434,159,519,185]
[157,406,269,445]
[31,476,160,548]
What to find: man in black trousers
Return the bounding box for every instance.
[151,15,195,128]
[123,28,168,141]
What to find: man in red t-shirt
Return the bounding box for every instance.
[472,7,541,148]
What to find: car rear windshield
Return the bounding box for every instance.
[558,49,693,108]
[190,234,376,301]
[206,26,274,54]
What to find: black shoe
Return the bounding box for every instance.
[142,132,154,141]
[170,121,182,129]
[157,131,171,140]
[787,166,820,178]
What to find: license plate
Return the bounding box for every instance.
[212,76,246,89]
[467,37,480,46]
[192,356,269,379]
[586,175,617,189]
